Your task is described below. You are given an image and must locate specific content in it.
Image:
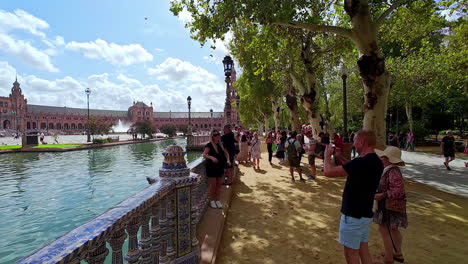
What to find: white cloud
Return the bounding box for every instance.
[0,9,49,37]
[65,39,153,66]
[148,57,226,110]
[0,59,226,112]
[0,33,59,72]
[148,57,220,85]
[177,9,193,25]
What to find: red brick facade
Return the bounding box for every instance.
[0,79,225,134]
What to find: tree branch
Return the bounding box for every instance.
[375,0,405,28]
[289,70,306,95]
[272,21,353,40]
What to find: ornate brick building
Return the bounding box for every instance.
[0,78,227,134]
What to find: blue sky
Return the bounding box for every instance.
[0,0,231,112]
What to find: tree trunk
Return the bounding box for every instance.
[257,120,264,136]
[291,37,324,139]
[263,114,269,133]
[346,2,391,149]
[320,78,333,133]
[405,99,413,132]
[271,98,280,132]
[284,76,301,133]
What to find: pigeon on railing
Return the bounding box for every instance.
[146,177,157,184]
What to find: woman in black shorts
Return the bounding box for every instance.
[203,129,230,209]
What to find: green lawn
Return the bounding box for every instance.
[0,144,83,150]
[0,145,22,150]
[32,144,83,148]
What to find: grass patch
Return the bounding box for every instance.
[0,144,84,150]
[0,145,22,150]
[32,144,83,148]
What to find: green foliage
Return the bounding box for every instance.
[177,124,189,135]
[159,124,177,137]
[134,119,156,138]
[92,138,108,144]
[171,0,468,135]
[87,118,113,138]
[400,121,431,138]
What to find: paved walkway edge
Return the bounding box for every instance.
[197,168,237,264]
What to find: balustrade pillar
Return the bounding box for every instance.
[166,191,176,262]
[191,186,199,249]
[159,196,169,264]
[139,209,152,264]
[106,228,127,264]
[125,217,141,264]
[85,241,109,264]
[150,202,161,264]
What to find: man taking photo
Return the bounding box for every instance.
[323,130,383,264]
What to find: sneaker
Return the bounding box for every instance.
[444,162,451,170]
[308,175,315,180]
[210,200,217,208]
[299,178,306,182]
[215,201,223,209]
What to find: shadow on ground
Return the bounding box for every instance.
[217,151,468,264]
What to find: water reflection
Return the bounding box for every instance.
[128,141,159,163]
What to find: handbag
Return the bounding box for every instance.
[385,198,406,213]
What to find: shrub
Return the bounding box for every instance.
[93,138,107,144]
[400,121,430,138]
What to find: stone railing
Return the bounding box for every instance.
[186,135,210,151]
[17,145,209,264]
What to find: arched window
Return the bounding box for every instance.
[32,122,36,129]
[71,123,76,129]
[64,123,69,129]
[78,124,83,129]
[41,123,46,129]
[56,123,61,129]
[27,122,31,129]
[49,123,54,129]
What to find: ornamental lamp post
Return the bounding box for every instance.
[223,55,233,125]
[340,64,349,142]
[236,94,240,124]
[210,109,213,131]
[187,96,192,135]
[85,88,91,142]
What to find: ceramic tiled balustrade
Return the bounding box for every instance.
[17,145,210,264]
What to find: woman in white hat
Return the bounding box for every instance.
[374,146,408,264]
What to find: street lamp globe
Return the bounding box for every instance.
[340,64,349,79]
[222,55,233,77]
[187,96,192,107]
[85,87,91,96]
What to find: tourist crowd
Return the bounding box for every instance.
[202,124,414,264]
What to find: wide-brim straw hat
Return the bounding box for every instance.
[375,146,405,165]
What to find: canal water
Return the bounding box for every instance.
[0,138,200,264]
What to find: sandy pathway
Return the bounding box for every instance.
[217,151,468,264]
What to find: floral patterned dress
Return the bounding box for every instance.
[374,166,408,229]
[250,138,261,159]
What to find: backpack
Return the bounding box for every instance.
[287,139,299,159]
